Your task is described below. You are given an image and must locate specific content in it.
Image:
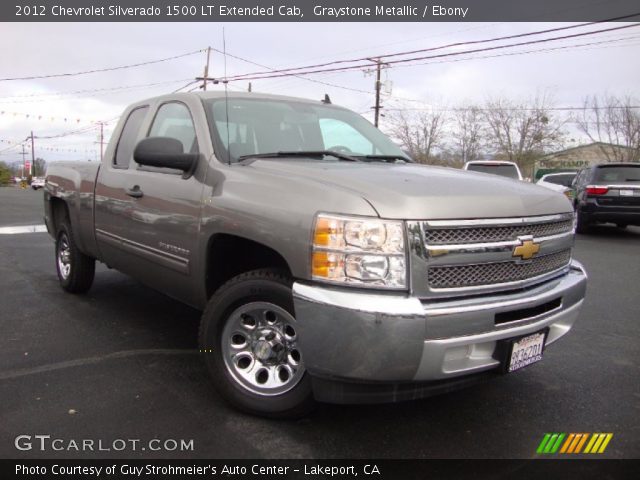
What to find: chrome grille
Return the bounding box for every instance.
[428,249,572,289]
[424,218,573,245]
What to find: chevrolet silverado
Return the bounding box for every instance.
[44,92,587,417]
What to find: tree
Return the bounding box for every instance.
[575,94,640,162]
[0,161,12,186]
[387,108,447,164]
[32,157,47,177]
[482,92,566,177]
[451,105,484,164]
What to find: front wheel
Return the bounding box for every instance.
[198,269,315,418]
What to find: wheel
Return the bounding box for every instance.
[575,210,590,234]
[616,223,628,229]
[55,219,95,293]
[198,269,315,418]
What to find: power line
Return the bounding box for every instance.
[0,140,27,154]
[0,78,192,102]
[222,15,640,81]
[391,33,640,72]
[207,46,371,94]
[172,80,200,93]
[35,117,119,140]
[0,49,205,82]
[381,34,640,106]
[382,104,640,113]
[259,0,621,68]
[222,23,640,82]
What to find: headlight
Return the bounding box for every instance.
[311,214,407,289]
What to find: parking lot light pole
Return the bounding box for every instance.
[30,131,35,177]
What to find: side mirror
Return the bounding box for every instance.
[133,137,199,176]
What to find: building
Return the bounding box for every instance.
[534,142,639,180]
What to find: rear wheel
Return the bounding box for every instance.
[199,269,315,418]
[55,220,95,293]
[616,223,628,229]
[575,210,591,234]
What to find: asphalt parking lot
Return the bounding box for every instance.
[0,186,638,459]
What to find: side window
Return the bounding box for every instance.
[114,106,148,168]
[581,169,591,185]
[149,103,198,153]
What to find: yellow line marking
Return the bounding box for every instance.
[560,434,575,453]
[590,434,605,454]
[598,434,613,453]
[574,433,589,453]
[584,434,598,454]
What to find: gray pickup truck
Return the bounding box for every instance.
[45,92,587,417]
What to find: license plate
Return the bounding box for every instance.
[619,189,634,197]
[507,331,547,373]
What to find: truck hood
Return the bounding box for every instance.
[246,159,573,219]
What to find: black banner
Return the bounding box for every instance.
[3,459,640,480]
[3,0,640,22]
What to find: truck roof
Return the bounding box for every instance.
[133,91,344,109]
[464,160,519,166]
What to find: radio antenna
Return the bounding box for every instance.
[223,27,231,166]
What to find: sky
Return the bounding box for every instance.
[0,21,639,165]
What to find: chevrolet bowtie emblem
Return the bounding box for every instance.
[513,239,540,260]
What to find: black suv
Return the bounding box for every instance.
[572,163,640,233]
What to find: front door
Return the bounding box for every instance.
[95,101,205,305]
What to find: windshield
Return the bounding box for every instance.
[593,165,640,183]
[544,173,576,186]
[205,97,407,163]
[466,163,520,179]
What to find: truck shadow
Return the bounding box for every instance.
[77,270,565,458]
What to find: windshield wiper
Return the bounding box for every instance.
[238,150,359,162]
[625,178,640,181]
[356,154,413,163]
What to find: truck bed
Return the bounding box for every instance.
[44,161,101,258]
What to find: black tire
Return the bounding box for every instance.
[616,223,628,229]
[575,210,590,234]
[198,269,315,418]
[55,219,95,293]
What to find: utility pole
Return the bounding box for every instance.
[30,131,35,176]
[20,143,27,179]
[374,60,382,127]
[203,46,212,91]
[366,58,384,128]
[99,122,104,162]
[248,82,252,93]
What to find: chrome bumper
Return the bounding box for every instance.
[293,260,587,383]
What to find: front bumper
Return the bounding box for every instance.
[293,260,587,402]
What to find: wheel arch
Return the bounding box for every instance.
[49,197,70,235]
[204,233,294,299]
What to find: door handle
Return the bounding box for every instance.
[126,185,143,198]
